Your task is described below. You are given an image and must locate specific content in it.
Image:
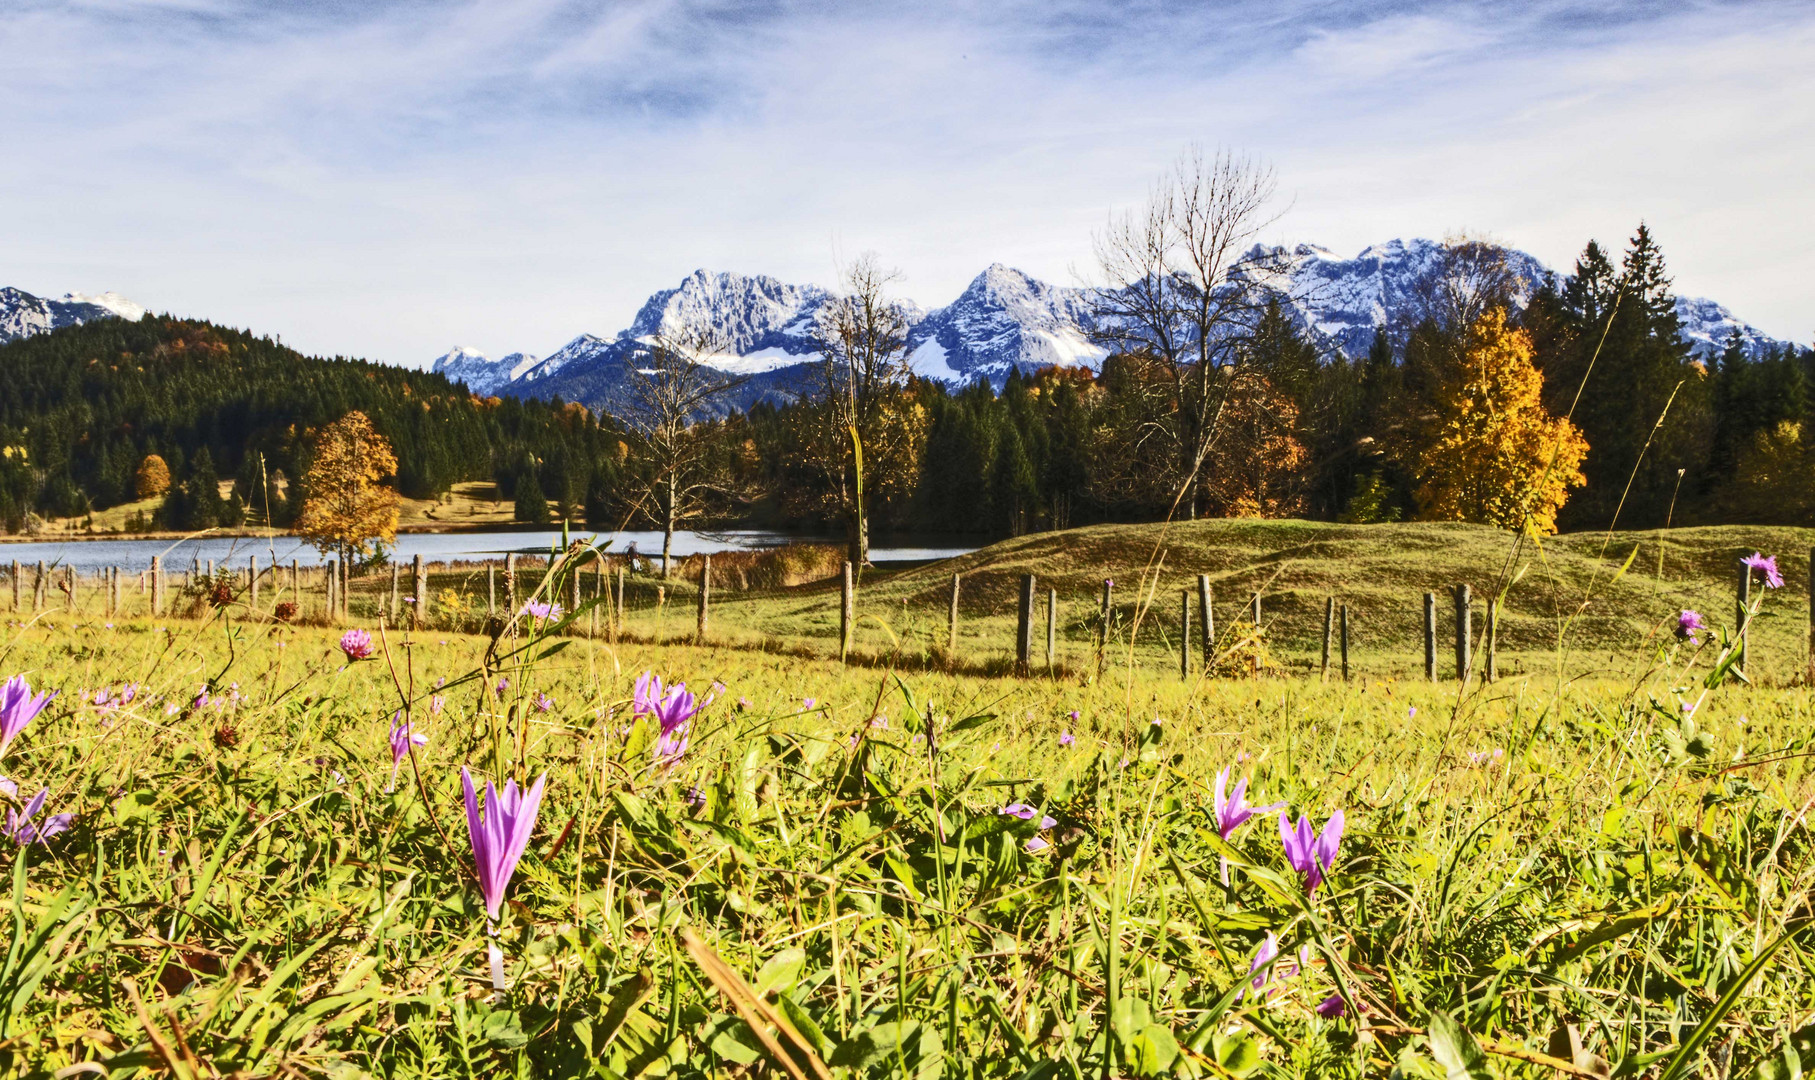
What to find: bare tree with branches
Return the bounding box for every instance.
[621,327,747,577]
[811,253,914,567]
[1088,147,1286,519]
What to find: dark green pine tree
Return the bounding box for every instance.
[514,464,550,526]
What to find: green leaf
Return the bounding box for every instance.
[1428,1010,1492,1080]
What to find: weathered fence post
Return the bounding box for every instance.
[615,567,626,638]
[1046,587,1057,672]
[1485,596,1498,683]
[1321,596,1335,682]
[840,560,855,663]
[1423,591,1437,681]
[1096,579,1114,675]
[1340,603,1350,682]
[1197,575,1214,670]
[1015,574,1035,677]
[328,561,340,620]
[248,556,259,612]
[947,573,961,660]
[390,564,401,621]
[1179,590,1191,679]
[151,556,164,615]
[9,561,17,611]
[1736,557,1752,676]
[1808,545,1814,684]
[108,566,119,616]
[65,566,75,612]
[568,552,582,620]
[1454,584,1472,683]
[412,554,427,630]
[1248,591,1260,626]
[696,554,711,644]
[35,561,46,611]
[505,554,518,622]
[487,564,497,618]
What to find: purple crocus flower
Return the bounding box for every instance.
[683,785,707,810]
[1742,552,1784,589]
[460,767,548,988]
[633,671,663,716]
[0,676,56,758]
[1675,609,1705,645]
[94,683,139,709]
[1280,809,1345,894]
[520,600,564,621]
[430,694,446,716]
[1000,803,1037,820]
[6,789,73,845]
[1059,730,1075,747]
[495,676,510,696]
[1316,994,1347,1018]
[1466,748,1504,766]
[803,697,817,710]
[339,629,374,661]
[387,714,427,792]
[532,692,554,713]
[1240,933,1279,1001]
[1214,768,1284,841]
[651,684,700,764]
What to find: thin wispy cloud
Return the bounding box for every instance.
[2,0,1808,362]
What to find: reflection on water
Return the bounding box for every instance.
[0,529,977,573]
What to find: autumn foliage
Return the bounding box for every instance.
[134,454,172,499]
[1409,309,1588,533]
[295,411,401,564]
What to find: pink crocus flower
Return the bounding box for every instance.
[1675,609,1705,644]
[651,684,701,765]
[430,694,446,716]
[0,676,56,758]
[1214,768,1284,842]
[461,767,549,989]
[520,600,564,621]
[387,714,427,792]
[339,629,374,661]
[1316,994,1347,1018]
[6,789,73,844]
[1059,730,1075,747]
[1742,552,1784,589]
[533,692,554,713]
[1280,809,1345,895]
[633,671,664,716]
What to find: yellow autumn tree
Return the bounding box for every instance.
[1413,308,1588,534]
[295,411,401,565]
[135,454,172,498]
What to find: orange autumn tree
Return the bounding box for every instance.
[1412,308,1588,533]
[295,411,401,566]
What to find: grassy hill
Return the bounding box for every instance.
[624,518,1815,683]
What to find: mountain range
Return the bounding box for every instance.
[428,239,1793,414]
[1,237,1792,418]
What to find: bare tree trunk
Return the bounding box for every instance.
[662,474,676,579]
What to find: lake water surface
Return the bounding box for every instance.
[0,529,978,573]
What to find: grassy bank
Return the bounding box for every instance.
[1,594,1813,1076]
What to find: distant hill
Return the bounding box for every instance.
[0,316,624,529]
[0,285,146,344]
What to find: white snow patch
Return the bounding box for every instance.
[62,291,146,321]
[909,336,964,382]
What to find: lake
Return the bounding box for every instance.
[0,529,979,573]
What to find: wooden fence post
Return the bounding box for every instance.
[247,556,258,612]
[35,561,46,611]
[1736,557,1752,676]
[1321,597,1335,682]
[329,561,340,620]
[1340,603,1350,682]
[1015,574,1035,677]
[947,573,961,659]
[9,561,17,611]
[1248,591,1260,626]
[1197,575,1214,670]
[65,566,75,612]
[1485,596,1498,683]
[1808,545,1814,684]
[390,564,401,621]
[840,560,854,663]
[1179,590,1191,679]
[569,552,582,619]
[1046,587,1057,672]
[108,566,119,616]
[696,554,711,643]
[615,567,626,638]
[412,554,427,630]
[1423,591,1437,681]
[1454,584,1472,683]
[1096,579,1114,675]
[505,554,518,622]
[151,556,163,615]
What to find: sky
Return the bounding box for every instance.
[2,0,1811,365]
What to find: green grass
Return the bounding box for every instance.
[3,538,1815,1077]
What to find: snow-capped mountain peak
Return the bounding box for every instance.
[0,285,146,344]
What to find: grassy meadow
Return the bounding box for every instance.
[3,520,1815,1078]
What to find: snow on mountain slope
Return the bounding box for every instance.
[0,286,146,344]
[904,264,1105,381]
